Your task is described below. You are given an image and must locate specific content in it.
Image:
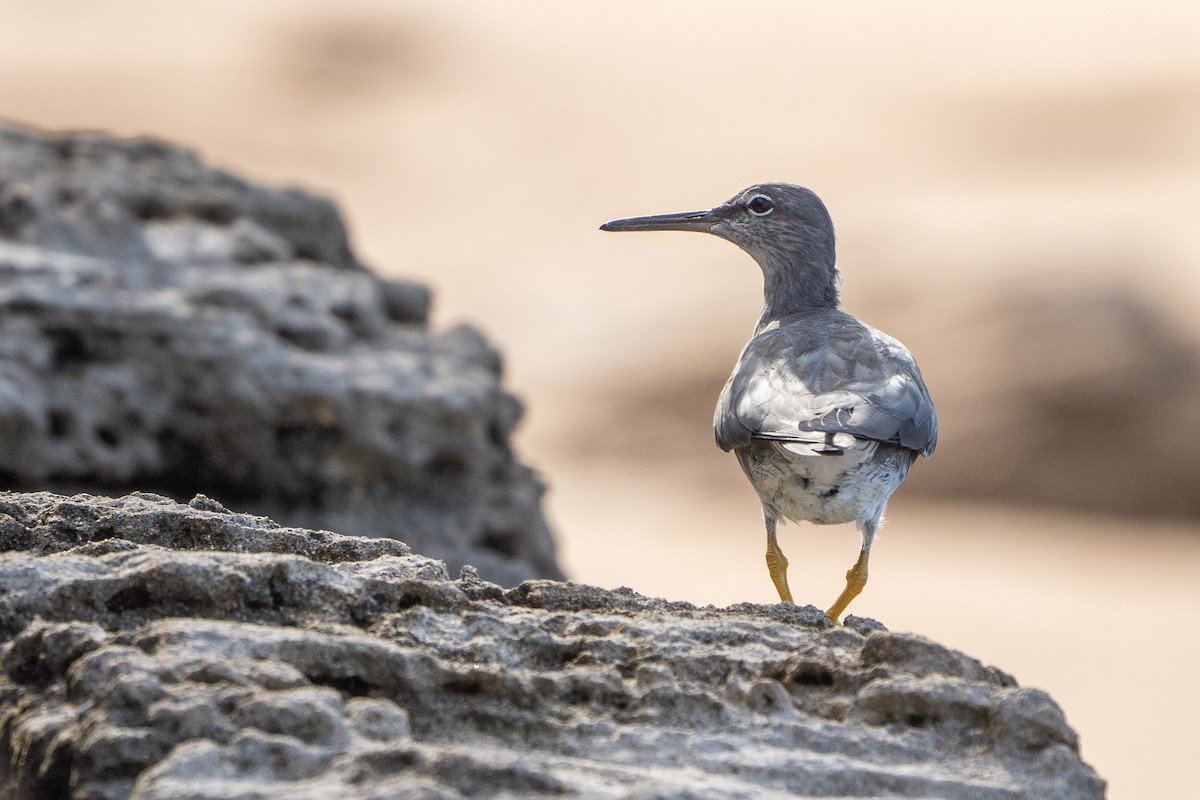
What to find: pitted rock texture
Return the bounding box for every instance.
[0,121,557,585]
[0,492,1104,799]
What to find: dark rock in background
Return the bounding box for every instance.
[914,288,1200,518]
[0,491,1105,800]
[0,122,559,585]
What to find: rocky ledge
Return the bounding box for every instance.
[0,491,1104,800]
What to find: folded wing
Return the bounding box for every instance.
[714,310,938,457]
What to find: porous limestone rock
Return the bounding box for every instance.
[0,491,1105,799]
[0,122,557,585]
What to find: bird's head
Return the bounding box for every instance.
[600,182,836,274]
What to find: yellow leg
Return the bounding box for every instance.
[826,548,869,623]
[765,526,793,603]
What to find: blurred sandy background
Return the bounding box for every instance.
[4,1,1200,796]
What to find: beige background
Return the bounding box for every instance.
[4,2,1200,797]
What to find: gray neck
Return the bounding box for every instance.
[755,252,841,331]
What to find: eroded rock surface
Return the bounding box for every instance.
[0,491,1104,799]
[0,122,557,585]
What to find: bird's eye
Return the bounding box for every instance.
[747,195,774,216]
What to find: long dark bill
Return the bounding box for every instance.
[599,208,715,233]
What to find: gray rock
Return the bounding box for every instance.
[0,491,1105,799]
[0,121,557,585]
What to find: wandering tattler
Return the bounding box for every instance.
[601,183,937,622]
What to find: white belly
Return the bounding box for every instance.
[737,439,914,527]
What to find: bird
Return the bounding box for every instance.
[600,183,937,622]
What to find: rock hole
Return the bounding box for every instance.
[356,748,419,774]
[51,138,75,160]
[0,191,35,237]
[275,424,308,450]
[48,410,72,438]
[751,685,782,712]
[128,194,172,221]
[177,398,210,418]
[96,426,120,448]
[442,676,483,696]
[192,201,238,225]
[105,583,153,613]
[275,325,328,351]
[308,673,376,698]
[790,661,835,688]
[558,644,585,667]
[45,328,87,369]
[293,243,323,262]
[396,592,423,610]
[6,297,42,314]
[426,452,468,480]
[330,303,360,327]
[487,422,506,447]
[267,572,290,608]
